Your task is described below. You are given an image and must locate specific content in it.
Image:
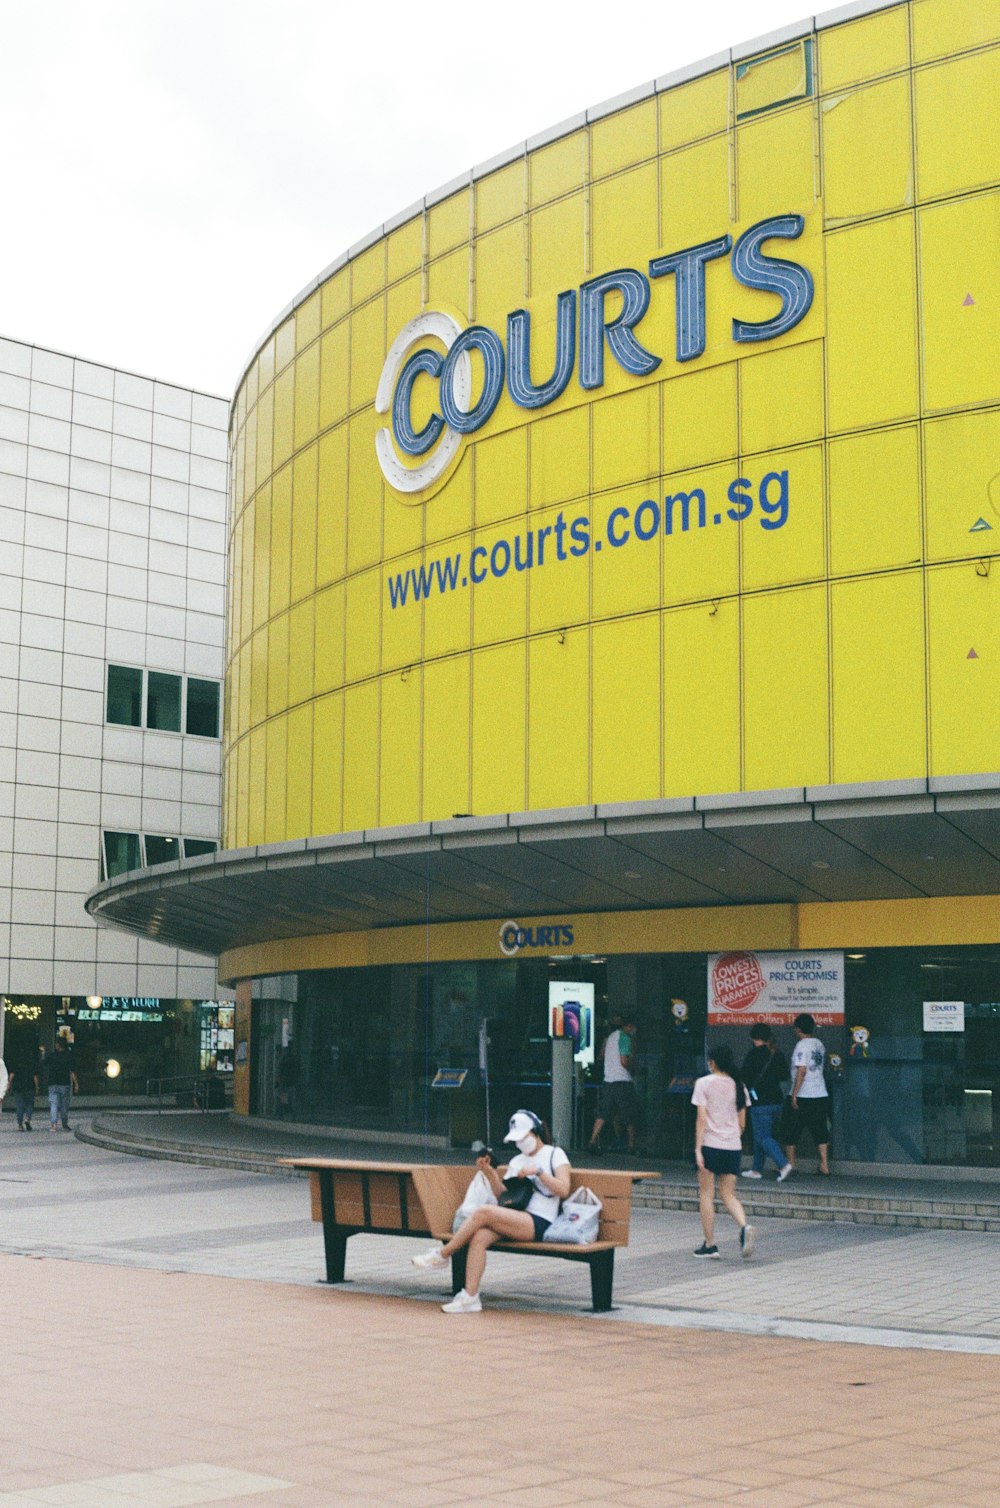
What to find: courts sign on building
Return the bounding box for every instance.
[708,951,845,1026]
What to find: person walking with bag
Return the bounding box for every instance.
[784,1013,832,1177]
[740,1023,793,1182]
[691,1046,755,1259]
[410,1109,571,1313]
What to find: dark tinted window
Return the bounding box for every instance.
[183,838,218,858]
[144,835,181,866]
[106,665,143,726]
[146,672,182,732]
[186,677,220,738]
[103,831,141,878]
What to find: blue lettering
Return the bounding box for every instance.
[507,293,576,408]
[649,235,731,362]
[569,516,590,557]
[579,269,661,389]
[470,545,488,583]
[758,470,789,530]
[731,215,814,344]
[663,489,707,535]
[392,349,444,456]
[440,325,506,433]
[607,506,631,547]
[726,477,753,522]
[634,498,660,541]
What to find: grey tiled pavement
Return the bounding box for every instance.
[2,1113,998,1352]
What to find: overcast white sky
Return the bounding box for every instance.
[2,0,820,397]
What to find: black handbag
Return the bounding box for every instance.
[498,1176,535,1211]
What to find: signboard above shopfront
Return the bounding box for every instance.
[708,950,845,1025]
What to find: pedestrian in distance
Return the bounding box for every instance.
[7,1036,40,1131]
[691,1045,755,1259]
[784,1013,832,1176]
[587,1016,639,1154]
[410,1109,571,1313]
[46,1036,79,1132]
[740,1023,793,1182]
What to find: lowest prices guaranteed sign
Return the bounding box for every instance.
[708,951,845,1026]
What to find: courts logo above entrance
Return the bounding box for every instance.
[499,920,576,956]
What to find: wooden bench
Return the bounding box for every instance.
[278,1157,656,1312]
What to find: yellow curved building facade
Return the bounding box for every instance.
[224,0,998,851]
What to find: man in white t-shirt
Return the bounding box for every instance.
[587,1018,638,1154]
[785,1013,831,1176]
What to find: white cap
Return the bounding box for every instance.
[503,1109,541,1144]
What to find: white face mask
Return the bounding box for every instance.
[514,1134,537,1155]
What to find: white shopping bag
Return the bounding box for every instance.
[452,1169,498,1230]
[543,1185,602,1244]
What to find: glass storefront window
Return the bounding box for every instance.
[106,664,143,726]
[103,830,141,878]
[186,677,220,738]
[146,671,182,731]
[184,838,218,858]
[144,835,180,866]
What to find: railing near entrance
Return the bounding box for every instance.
[144,1074,233,1113]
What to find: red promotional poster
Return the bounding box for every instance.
[710,953,767,1017]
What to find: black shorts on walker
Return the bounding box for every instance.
[788,1096,830,1146]
[699,1145,742,1175]
[530,1214,552,1241]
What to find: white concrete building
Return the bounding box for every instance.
[0,334,231,1086]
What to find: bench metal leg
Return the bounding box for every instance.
[589,1249,615,1312]
[450,1248,468,1296]
[318,1170,349,1283]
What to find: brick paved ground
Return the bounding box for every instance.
[3,1117,1000,1504]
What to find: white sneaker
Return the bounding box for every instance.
[740,1170,763,1179]
[411,1247,448,1270]
[441,1289,482,1313]
[777,1164,794,1182]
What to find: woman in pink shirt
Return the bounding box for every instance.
[690,1045,755,1260]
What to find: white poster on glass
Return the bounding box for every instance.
[922,1000,965,1032]
[708,951,845,1025]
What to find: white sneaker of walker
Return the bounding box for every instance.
[442,1289,482,1313]
[411,1247,448,1270]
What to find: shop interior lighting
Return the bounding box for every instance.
[86,995,103,1008]
[105,1059,122,1079]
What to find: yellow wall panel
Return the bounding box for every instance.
[826,214,918,431]
[314,583,345,696]
[591,98,657,180]
[293,342,320,452]
[663,598,741,797]
[473,427,528,527]
[264,714,287,843]
[740,340,824,453]
[247,725,266,845]
[743,585,829,789]
[311,692,343,836]
[275,318,295,374]
[477,159,525,234]
[285,702,314,841]
[272,364,294,472]
[251,491,270,633]
[238,641,251,734]
[471,522,528,646]
[381,553,422,672]
[832,571,926,782]
[591,489,658,620]
[316,427,348,588]
[342,680,379,830]
[927,562,1000,776]
[427,190,470,260]
[912,0,1000,64]
[592,386,660,493]
[424,450,472,547]
[291,446,318,603]
[659,135,732,250]
[528,629,589,808]
[528,502,592,634]
[255,383,273,489]
[530,130,587,207]
[422,655,470,821]
[740,443,825,591]
[351,242,385,305]
[659,68,729,152]
[661,462,740,606]
[258,335,275,390]
[385,274,422,364]
[819,6,910,91]
[822,76,913,221]
[530,194,586,297]
[346,410,383,572]
[592,614,660,802]
[344,569,380,684]
[288,597,315,708]
[235,735,251,849]
[423,552,471,659]
[320,269,349,331]
[295,290,321,353]
[348,296,385,414]
[243,406,257,501]
[829,425,922,576]
[915,51,1000,200]
[386,217,422,284]
[529,405,589,509]
[590,162,658,276]
[737,103,817,224]
[268,465,292,617]
[471,642,526,814]
[662,363,738,472]
[266,610,289,718]
[427,247,470,314]
[737,41,811,119]
[475,221,526,325]
[318,322,349,432]
[919,193,1000,412]
[379,671,421,826]
[925,409,1000,562]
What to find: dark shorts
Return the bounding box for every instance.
[599,1079,637,1122]
[530,1214,552,1241]
[788,1096,830,1147]
[699,1145,742,1176]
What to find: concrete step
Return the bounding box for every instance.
[634,1178,1000,1232]
[77,1119,302,1178]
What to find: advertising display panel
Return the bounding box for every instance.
[548,980,595,1067]
[708,951,845,1025]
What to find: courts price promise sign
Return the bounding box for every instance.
[708,952,845,1026]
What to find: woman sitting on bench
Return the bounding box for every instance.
[411,1109,572,1313]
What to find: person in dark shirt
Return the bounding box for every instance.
[740,1023,792,1181]
[47,1036,79,1132]
[8,1038,40,1131]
